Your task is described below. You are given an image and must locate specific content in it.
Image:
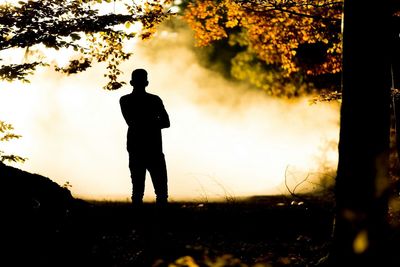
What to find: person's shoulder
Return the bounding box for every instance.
[120,94,131,103]
[120,94,129,100]
[145,92,159,98]
[146,93,162,101]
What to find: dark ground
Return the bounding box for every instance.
[0,162,345,266]
[7,198,335,267]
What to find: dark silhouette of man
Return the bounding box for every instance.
[120,68,170,206]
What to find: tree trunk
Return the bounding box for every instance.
[330,0,393,266]
[391,17,400,166]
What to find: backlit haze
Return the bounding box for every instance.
[0,12,340,201]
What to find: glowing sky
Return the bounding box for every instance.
[0,15,340,201]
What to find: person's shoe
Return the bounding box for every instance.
[155,198,168,211]
[131,199,143,210]
[156,198,168,205]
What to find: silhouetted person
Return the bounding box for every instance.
[120,68,170,206]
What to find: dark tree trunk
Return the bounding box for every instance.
[330,0,393,266]
[392,17,400,163]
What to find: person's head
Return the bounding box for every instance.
[130,68,149,90]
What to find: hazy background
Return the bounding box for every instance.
[0,23,340,201]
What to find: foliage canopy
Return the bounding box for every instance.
[183,0,343,97]
[0,0,173,89]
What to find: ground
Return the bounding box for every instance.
[4,162,399,267]
[6,195,335,267]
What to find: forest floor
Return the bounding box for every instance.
[5,162,400,267]
[7,194,340,267]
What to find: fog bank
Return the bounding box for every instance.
[0,24,340,201]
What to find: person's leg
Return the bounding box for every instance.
[147,153,168,204]
[129,153,146,205]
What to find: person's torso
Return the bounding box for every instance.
[121,92,163,153]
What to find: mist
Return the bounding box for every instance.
[0,22,340,201]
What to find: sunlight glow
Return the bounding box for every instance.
[0,0,26,5]
[0,23,340,202]
[41,47,77,68]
